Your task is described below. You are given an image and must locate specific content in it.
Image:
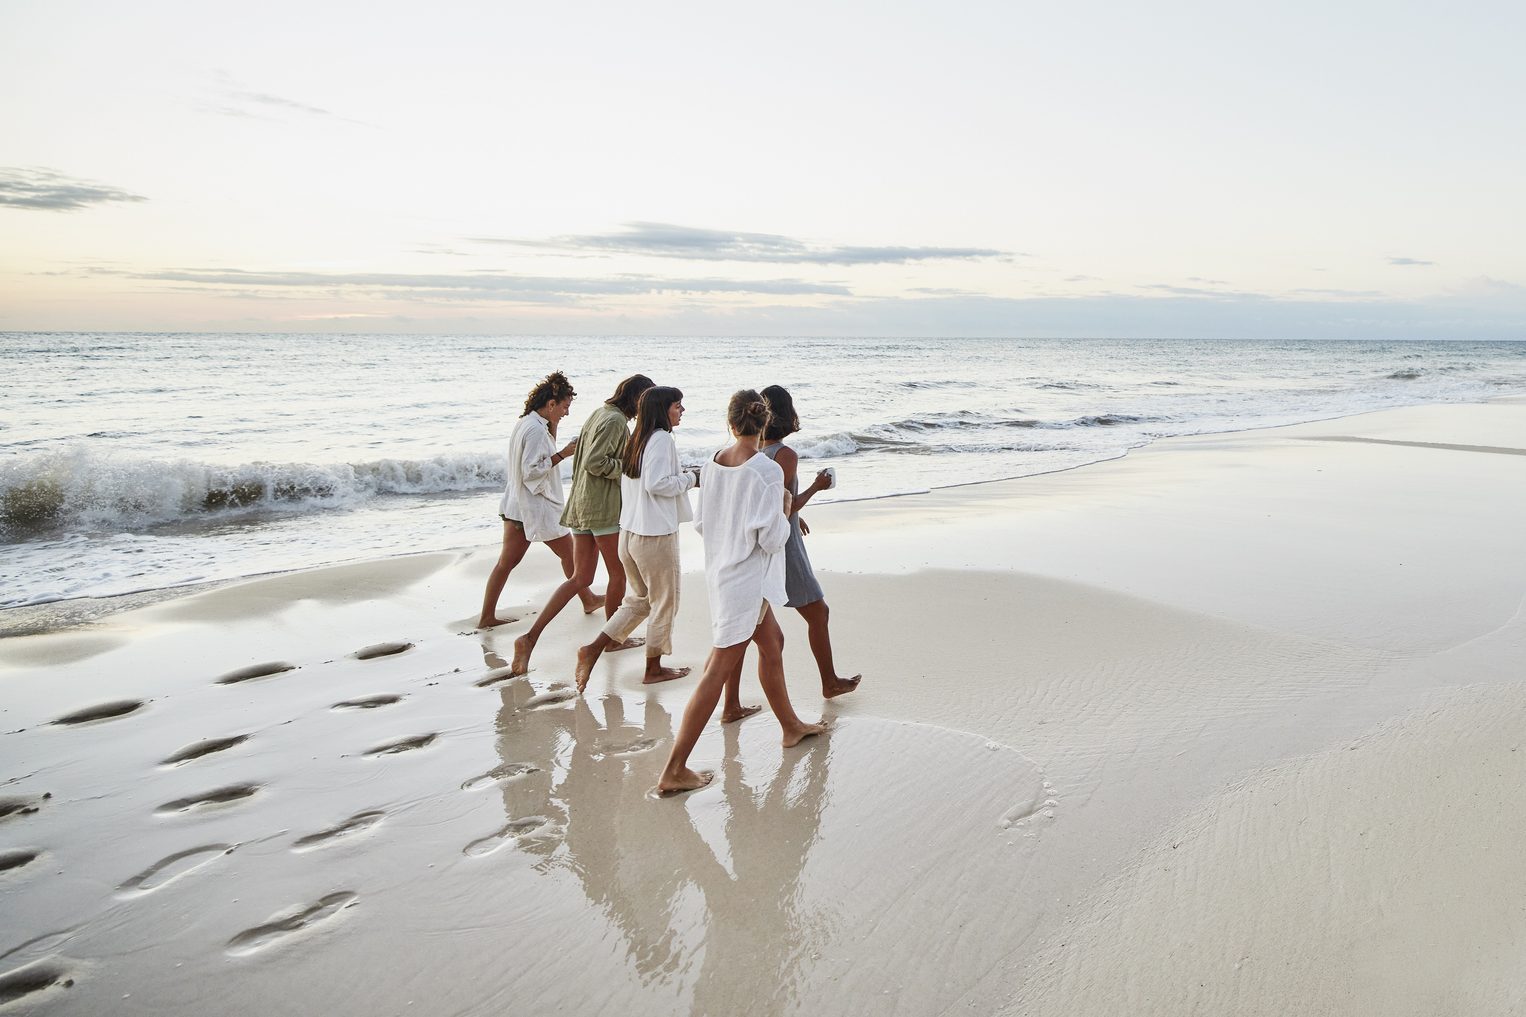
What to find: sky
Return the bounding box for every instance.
[2,0,1524,338]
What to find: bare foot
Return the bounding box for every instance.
[581,593,607,615]
[823,673,861,699]
[607,637,645,653]
[510,635,534,676]
[781,720,829,748]
[477,614,519,629]
[642,665,691,685]
[656,768,714,796]
[574,644,597,693]
[721,704,763,724]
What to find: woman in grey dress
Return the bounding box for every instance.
[760,385,861,699]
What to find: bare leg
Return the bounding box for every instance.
[658,643,749,794]
[574,632,614,693]
[594,531,624,622]
[512,534,597,675]
[721,648,761,724]
[752,606,826,747]
[478,521,530,628]
[795,599,861,698]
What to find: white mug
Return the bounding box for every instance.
[822,467,837,489]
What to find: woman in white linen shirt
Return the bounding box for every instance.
[575,386,697,692]
[657,390,827,796]
[477,372,602,629]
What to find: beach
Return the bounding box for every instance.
[3,399,1525,1016]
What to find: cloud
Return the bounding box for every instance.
[1388,257,1435,267]
[0,167,147,212]
[468,221,1008,265]
[1139,283,1270,300]
[201,73,371,126]
[125,267,851,301]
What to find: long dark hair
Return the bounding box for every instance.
[761,384,800,441]
[523,371,575,416]
[622,386,684,479]
[606,374,655,417]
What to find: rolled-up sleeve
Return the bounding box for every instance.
[583,413,627,480]
[752,478,791,554]
[520,428,556,495]
[643,433,696,498]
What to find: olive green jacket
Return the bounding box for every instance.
[559,403,631,530]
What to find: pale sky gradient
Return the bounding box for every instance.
[2,0,1523,337]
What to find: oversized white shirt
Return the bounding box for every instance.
[498,412,570,542]
[619,430,696,536]
[693,449,791,647]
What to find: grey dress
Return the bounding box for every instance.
[760,443,825,608]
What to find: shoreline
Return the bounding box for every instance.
[6,392,1519,632]
[2,399,1524,1014]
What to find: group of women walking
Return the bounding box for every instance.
[479,371,860,795]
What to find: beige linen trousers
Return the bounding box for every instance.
[602,530,680,655]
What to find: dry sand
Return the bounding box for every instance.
[1,401,1523,1016]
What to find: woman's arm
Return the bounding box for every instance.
[642,432,697,497]
[522,426,574,484]
[773,445,828,515]
[753,478,792,554]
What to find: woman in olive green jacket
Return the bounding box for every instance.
[511,374,653,675]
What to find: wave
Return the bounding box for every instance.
[1,446,505,537]
[1387,369,1424,380]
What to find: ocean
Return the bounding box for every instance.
[4,333,1524,609]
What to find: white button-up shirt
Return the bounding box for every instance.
[498,412,570,543]
[619,430,696,536]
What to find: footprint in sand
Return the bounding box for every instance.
[117,844,234,896]
[225,892,359,957]
[474,667,518,689]
[216,662,297,685]
[462,817,557,857]
[161,734,250,766]
[460,762,541,791]
[292,811,386,852]
[351,642,413,661]
[331,695,402,710]
[524,688,577,710]
[155,783,261,815]
[999,780,1060,829]
[0,962,74,1007]
[597,738,659,758]
[0,849,40,874]
[0,794,49,822]
[49,699,144,726]
[361,734,437,757]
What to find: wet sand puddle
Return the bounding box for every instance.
[0,632,1054,1017]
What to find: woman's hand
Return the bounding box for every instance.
[811,470,831,492]
[559,438,578,460]
[799,516,810,535]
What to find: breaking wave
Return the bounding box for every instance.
[1,446,505,537]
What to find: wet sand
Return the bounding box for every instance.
[1,401,1524,1015]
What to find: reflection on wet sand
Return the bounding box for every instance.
[489,680,832,1013]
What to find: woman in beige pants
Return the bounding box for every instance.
[575,386,697,693]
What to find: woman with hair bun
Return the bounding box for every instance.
[478,371,601,629]
[760,384,861,699]
[657,390,826,796]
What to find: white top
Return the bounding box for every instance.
[619,430,696,536]
[498,412,570,543]
[693,449,791,647]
